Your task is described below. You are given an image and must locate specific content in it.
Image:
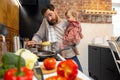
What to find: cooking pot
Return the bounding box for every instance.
[37,41,51,51]
[34,47,71,61]
[37,44,51,51]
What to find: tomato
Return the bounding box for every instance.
[43,57,56,70]
[46,75,67,80]
[57,59,78,80]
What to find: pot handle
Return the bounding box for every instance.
[54,46,73,54]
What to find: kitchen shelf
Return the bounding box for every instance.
[82,9,117,15]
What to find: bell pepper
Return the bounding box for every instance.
[4,49,34,80]
[57,59,78,80]
[46,75,67,80]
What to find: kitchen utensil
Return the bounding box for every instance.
[35,47,71,61]
[13,36,21,52]
[0,24,8,36]
[33,61,44,80]
[33,67,44,80]
[37,44,51,51]
[0,24,8,54]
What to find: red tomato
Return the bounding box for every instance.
[57,59,78,80]
[46,75,67,80]
[43,57,56,70]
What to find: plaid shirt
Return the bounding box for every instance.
[48,25,57,43]
[32,18,66,43]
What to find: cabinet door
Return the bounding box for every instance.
[101,47,120,80]
[101,64,120,80]
[101,47,115,67]
[88,45,101,80]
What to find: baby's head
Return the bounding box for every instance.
[65,9,78,21]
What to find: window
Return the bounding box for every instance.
[112,0,120,3]
[112,0,120,36]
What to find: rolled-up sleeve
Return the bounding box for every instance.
[32,18,48,43]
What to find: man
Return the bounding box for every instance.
[26,4,83,72]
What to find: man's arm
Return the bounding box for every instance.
[32,18,48,43]
[26,18,48,47]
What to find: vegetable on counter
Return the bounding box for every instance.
[4,49,34,80]
[15,48,38,69]
[4,67,33,80]
[43,57,56,70]
[45,59,78,80]
[0,52,25,78]
[57,59,78,80]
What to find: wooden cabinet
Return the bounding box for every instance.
[0,26,18,64]
[0,0,19,53]
[88,45,120,80]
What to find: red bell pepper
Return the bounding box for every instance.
[57,59,78,80]
[4,67,33,80]
[46,75,67,80]
[4,49,34,80]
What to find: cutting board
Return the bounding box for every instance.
[75,77,82,80]
[40,64,56,74]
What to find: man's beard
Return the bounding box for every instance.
[48,21,56,25]
[48,18,58,25]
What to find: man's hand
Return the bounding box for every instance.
[26,40,37,47]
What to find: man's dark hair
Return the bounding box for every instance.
[41,4,55,15]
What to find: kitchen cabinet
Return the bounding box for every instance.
[88,45,101,80]
[0,0,19,52]
[88,45,120,80]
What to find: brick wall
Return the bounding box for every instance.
[51,0,113,23]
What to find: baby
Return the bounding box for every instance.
[61,9,83,56]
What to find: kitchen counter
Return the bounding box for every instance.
[89,43,109,48]
[33,54,92,80]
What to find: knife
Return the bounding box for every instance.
[33,61,44,80]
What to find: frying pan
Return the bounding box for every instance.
[35,47,71,61]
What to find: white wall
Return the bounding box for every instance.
[77,23,113,75]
